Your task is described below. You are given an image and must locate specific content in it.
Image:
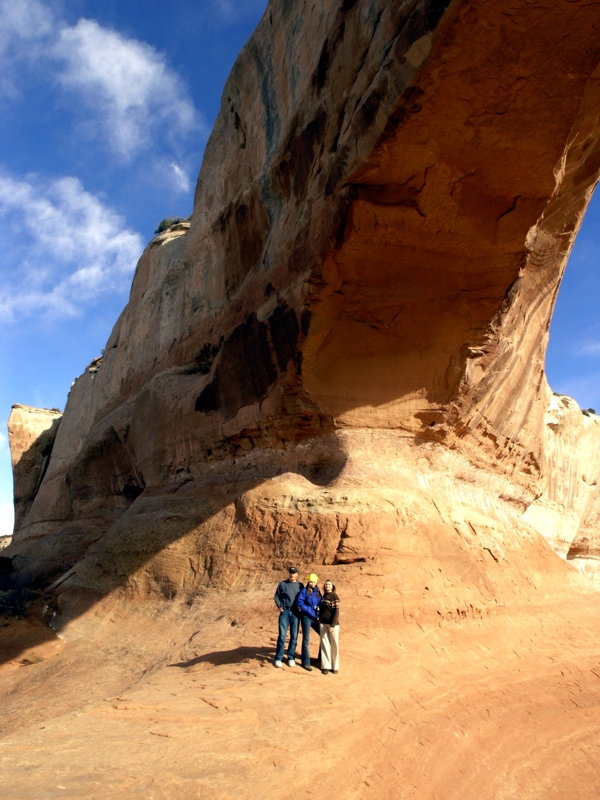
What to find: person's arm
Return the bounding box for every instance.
[331,593,340,626]
[296,587,309,615]
[274,582,283,610]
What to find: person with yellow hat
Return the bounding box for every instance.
[296,573,321,671]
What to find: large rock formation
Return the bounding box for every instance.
[6,1,600,796]
[6,0,600,617]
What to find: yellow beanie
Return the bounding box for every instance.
[306,573,319,583]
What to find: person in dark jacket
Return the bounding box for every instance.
[273,566,303,668]
[296,573,321,671]
[319,579,340,674]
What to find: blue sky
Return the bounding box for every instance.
[0,0,598,538]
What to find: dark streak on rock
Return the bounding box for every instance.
[195,304,300,422]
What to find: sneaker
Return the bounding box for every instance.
[274,660,283,668]
[288,659,296,668]
[302,665,313,671]
[331,670,338,674]
[321,669,330,675]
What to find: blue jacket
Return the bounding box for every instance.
[296,586,321,620]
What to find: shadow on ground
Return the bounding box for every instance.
[169,645,274,668]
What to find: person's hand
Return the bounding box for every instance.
[279,607,284,613]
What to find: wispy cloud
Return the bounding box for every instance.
[0,2,203,162]
[170,162,191,193]
[0,171,143,321]
[0,0,54,95]
[0,0,53,55]
[53,19,202,160]
[0,431,7,450]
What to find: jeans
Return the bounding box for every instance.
[275,609,299,661]
[301,614,316,667]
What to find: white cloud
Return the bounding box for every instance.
[0,0,53,55]
[0,431,7,450]
[53,19,201,160]
[170,162,191,193]
[0,171,144,321]
[0,3,203,161]
[0,0,54,95]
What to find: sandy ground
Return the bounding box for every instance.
[1,574,600,800]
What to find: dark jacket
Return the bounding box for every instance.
[274,579,303,610]
[297,586,321,620]
[319,588,340,626]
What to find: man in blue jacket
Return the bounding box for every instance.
[273,566,303,668]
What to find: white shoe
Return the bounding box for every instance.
[274,660,283,668]
[288,659,296,668]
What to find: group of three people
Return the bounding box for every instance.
[274,566,340,674]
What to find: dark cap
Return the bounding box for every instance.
[288,566,298,573]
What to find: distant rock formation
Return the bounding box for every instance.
[6,0,600,617]
[8,405,62,532]
[523,394,600,564]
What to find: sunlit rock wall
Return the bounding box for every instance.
[8,405,62,532]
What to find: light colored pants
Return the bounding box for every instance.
[319,624,340,671]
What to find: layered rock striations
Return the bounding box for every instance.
[6,0,600,618]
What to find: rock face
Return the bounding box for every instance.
[7,405,62,533]
[6,0,600,614]
[523,392,600,562]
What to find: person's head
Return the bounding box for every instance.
[288,566,298,582]
[306,572,319,593]
[323,579,335,593]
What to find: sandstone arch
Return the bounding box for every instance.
[5,0,600,611]
[6,3,600,796]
